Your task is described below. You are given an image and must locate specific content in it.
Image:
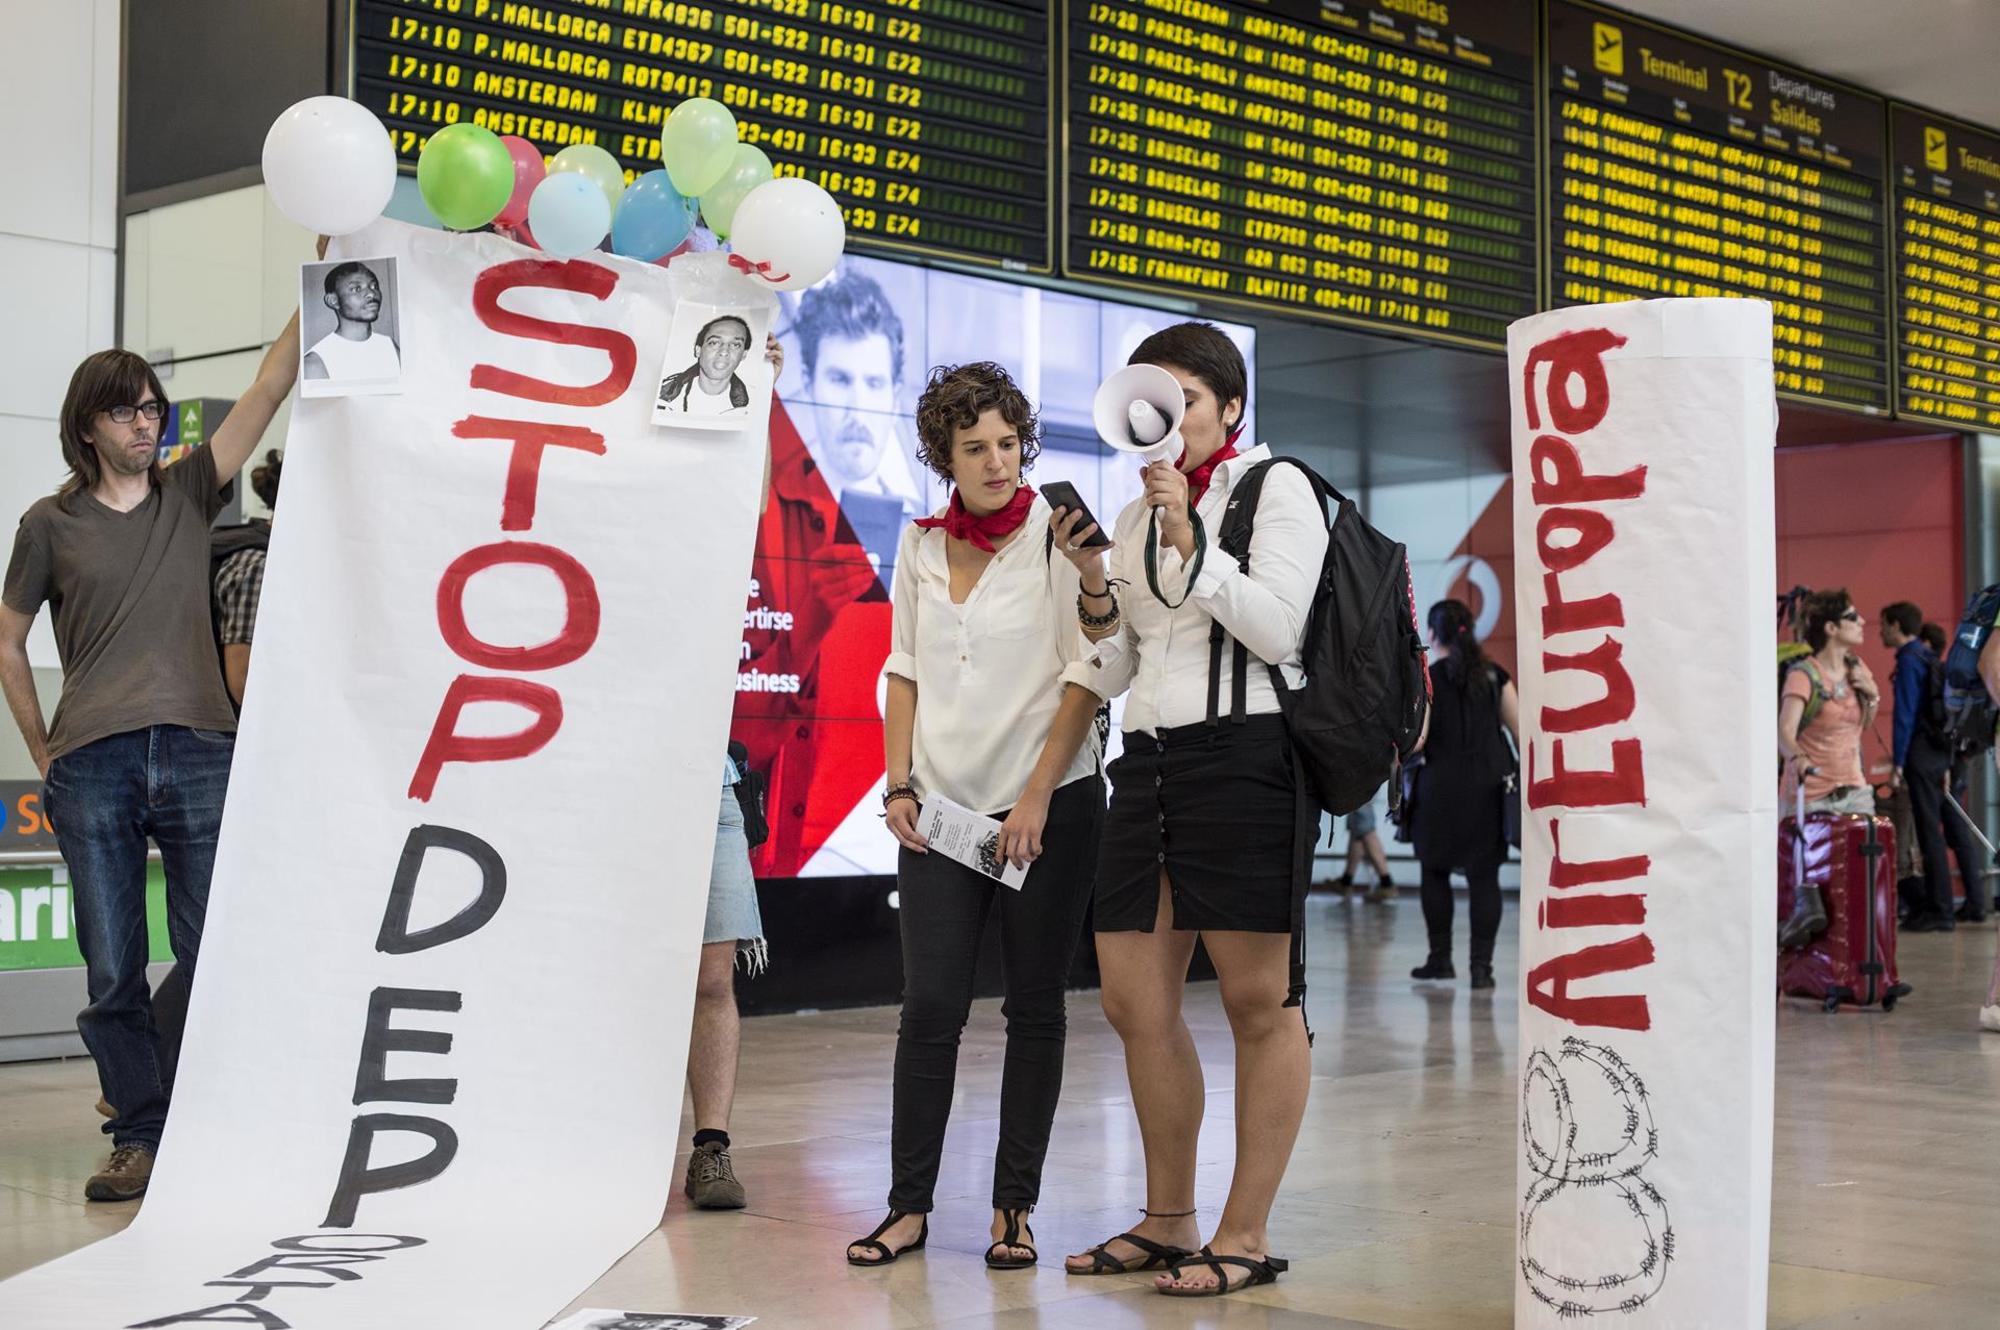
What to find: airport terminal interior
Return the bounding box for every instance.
[5,1,2000,1327]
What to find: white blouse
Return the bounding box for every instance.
[882,496,1104,815]
[1087,444,1327,734]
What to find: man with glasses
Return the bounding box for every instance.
[0,309,304,1200]
[658,314,754,418]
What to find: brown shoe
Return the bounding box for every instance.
[683,1140,746,1209]
[85,1143,154,1202]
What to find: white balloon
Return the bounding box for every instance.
[725,178,846,293]
[262,97,397,236]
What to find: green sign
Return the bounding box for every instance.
[0,864,172,972]
[179,400,204,442]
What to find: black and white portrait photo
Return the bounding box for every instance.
[299,255,404,398]
[652,302,772,431]
[547,1311,755,1330]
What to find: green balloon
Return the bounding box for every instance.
[547,144,627,216]
[416,123,514,231]
[698,145,775,239]
[660,97,739,197]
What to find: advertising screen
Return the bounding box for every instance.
[736,253,1253,877]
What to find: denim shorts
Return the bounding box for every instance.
[706,782,766,971]
[1345,801,1379,839]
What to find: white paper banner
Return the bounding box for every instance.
[0,222,765,1328]
[1507,299,1777,1327]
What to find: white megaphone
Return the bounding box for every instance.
[1092,363,1185,468]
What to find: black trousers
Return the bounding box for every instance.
[889,775,1102,1213]
[1907,741,1980,919]
[1419,862,1503,961]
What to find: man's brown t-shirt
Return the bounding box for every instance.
[3,447,239,760]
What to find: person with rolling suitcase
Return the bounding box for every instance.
[1778,765,1911,1011]
[1776,590,1880,944]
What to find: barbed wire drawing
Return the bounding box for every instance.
[1519,1037,1673,1318]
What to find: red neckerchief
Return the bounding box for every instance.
[1183,429,1243,508]
[913,484,1037,552]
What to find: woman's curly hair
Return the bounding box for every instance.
[913,362,1040,483]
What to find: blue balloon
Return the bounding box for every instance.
[527,172,611,258]
[611,169,694,261]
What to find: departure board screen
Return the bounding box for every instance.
[350,0,1053,271]
[1065,0,1540,350]
[1890,105,2000,430]
[1547,2,1891,413]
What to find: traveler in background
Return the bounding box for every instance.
[682,335,784,1211]
[1878,601,1967,931]
[1065,322,1320,1298]
[1776,590,1878,947]
[0,310,304,1200]
[1407,599,1519,989]
[1921,620,1987,920]
[846,362,1107,1271]
[1976,620,2000,1032]
[1327,803,1396,900]
[213,449,282,707]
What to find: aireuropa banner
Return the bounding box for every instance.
[1507,299,1777,1327]
[0,221,764,1327]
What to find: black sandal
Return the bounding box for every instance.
[984,1207,1037,1270]
[1069,1230,1193,1275]
[845,1210,927,1267]
[1157,1245,1289,1297]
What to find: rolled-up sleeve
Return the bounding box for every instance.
[882,524,922,684]
[1047,543,1109,698]
[1190,464,1326,666]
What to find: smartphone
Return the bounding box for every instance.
[1038,481,1113,549]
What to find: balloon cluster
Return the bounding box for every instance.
[263,96,845,290]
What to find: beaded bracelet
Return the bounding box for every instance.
[1077,592,1121,630]
[882,784,918,810]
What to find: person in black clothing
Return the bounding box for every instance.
[1880,601,1976,930]
[1921,620,1988,919]
[1409,600,1520,988]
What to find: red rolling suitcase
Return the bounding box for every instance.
[1777,790,1911,1012]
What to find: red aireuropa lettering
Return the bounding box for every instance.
[1522,328,1627,432]
[1529,433,1647,507]
[437,542,601,671]
[470,260,637,406]
[1541,637,1635,733]
[1537,507,1616,573]
[1542,894,1648,929]
[1525,934,1654,1030]
[1549,819,1650,888]
[451,417,606,532]
[1542,572,1624,638]
[408,675,564,802]
[1528,737,1646,809]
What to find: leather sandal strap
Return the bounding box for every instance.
[849,1239,893,1262]
[1163,1251,1280,1290]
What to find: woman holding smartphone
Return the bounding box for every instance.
[1062,322,1324,1299]
[845,362,1110,1271]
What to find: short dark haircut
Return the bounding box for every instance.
[914,362,1040,482]
[1127,321,1247,430]
[693,314,751,353]
[1879,601,1923,638]
[322,260,378,297]
[793,269,905,382]
[57,349,166,504]
[250,449,282,511]
[1801,588,1853,652]
[1921,622,1948,655]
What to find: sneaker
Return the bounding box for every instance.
[683,1140,746,1210]
[1366,881,1398,903]
[1904,914,1956,933]
[1981,1005,2000,1033]
[85,1143,154,1202]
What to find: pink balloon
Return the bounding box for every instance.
[495,136,545,229]
[495,219,538,250]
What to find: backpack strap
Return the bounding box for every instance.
[1206,458,1336,726]
[1792,658,1828,731]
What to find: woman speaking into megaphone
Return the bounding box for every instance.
[1062,323,1326,1299]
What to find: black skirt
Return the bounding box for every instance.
[1095,715,1314,934]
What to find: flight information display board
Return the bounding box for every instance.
[1065,0,1540,349]
[351,0,1053,271]
[1890,105,2000,430]
[1547,1,1891,413]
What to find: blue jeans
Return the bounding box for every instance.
[45,725,234,1148]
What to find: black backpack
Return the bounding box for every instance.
[1212,459,1431,816]
[1941,583,2000,755]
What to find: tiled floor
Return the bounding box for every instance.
[4,894,1998,1327]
